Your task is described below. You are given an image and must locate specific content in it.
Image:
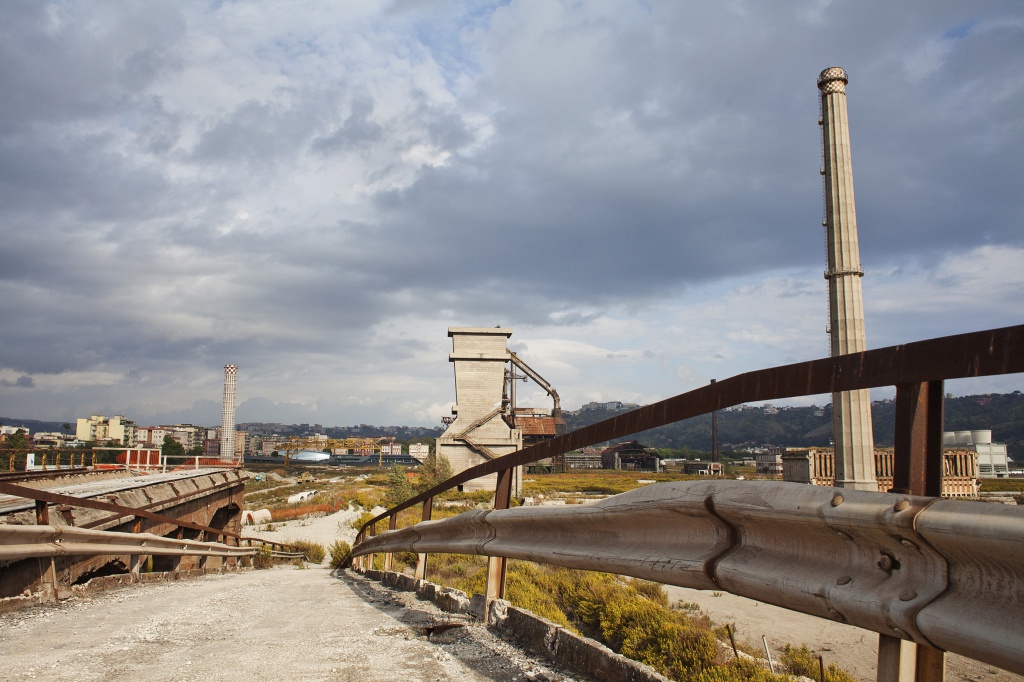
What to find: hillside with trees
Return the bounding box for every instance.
[562,392,1024,458]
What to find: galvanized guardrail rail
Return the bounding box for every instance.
[352,324,1024,680]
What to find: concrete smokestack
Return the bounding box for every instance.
[220,364,237,463]
[818,67,876,491]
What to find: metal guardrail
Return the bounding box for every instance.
[356,480,1024,675]
[352,324,1024,679]
[0,524,256,561]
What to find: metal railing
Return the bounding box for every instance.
[352,324,1024,679]
[0,524,256,561]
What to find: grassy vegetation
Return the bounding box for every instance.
[781,644,856,682]
[979,478,1024,492]
[522,471,702,497]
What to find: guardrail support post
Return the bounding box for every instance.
[892,381,944,497]
[383,514,397,572]
[484,468,513,619]
[414,497,433,581]
[881,380,946,682]
[877,635,916,682]
[33,500,59,602]
[366,522,376,572]
[130,518,144,580]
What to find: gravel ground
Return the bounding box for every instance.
[0,506,580,681]
[0,565,581,681]
[241,505,373,561]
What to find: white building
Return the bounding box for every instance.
[76,415,137,446]
[408,443,430,461]
[944,430,1011,478]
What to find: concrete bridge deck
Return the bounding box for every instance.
[0,565,575,682]
[0,469,237,516]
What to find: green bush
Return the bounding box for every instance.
[290,540,326,564]
[253,546,274,569]
[329,540,352,569]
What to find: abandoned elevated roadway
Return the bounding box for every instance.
[0,565,573,682]
[0,468,248,601]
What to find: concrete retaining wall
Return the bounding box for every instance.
[358,568,668,682]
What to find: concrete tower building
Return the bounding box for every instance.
[818,67,876,491]
[436,328,523,493]
[220,364,238,463]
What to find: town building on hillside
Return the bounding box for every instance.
[408,443,430,461]
[76,415,137,446]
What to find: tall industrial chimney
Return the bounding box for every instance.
[220,364,238,463]
[818,67,876,490]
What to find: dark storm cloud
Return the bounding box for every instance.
[0,1,1020,425]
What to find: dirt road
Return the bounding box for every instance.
[0,567,577,681]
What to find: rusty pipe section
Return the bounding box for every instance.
[354,480,1024,675]
[0,524,255,560]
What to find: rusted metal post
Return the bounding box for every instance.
[383,514,397,572]
[366,522,376,572]
[881,380,945,682]
[916,645,946,681]
[33,499,59,601]
[892,381,944,497]
[35,499,49,525]
[414,497,433,581]
[484,467,513,617]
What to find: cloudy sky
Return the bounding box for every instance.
[1,1,1021,429]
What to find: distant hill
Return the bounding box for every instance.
[563,392,1024,458]
[6,391,1020,457]
[0,418,71,435]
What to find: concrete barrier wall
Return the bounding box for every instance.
[358,568,669,682]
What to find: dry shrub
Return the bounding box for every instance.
[289,539,326,564]
[782,644,856,682]
[253,546,274,569]
[328,540,352,569]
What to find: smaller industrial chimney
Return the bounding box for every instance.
[220,365,238,463]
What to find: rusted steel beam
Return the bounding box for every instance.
[0,481,241,540]
[360,324,1024,531]
[0,468,90,482]
[892,382,945,498]
[355,480,1024,676]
